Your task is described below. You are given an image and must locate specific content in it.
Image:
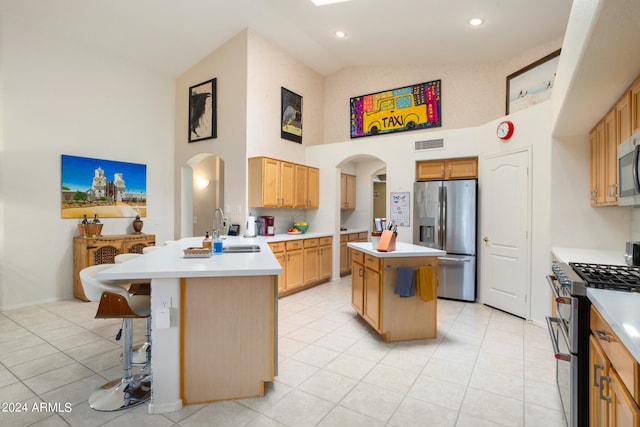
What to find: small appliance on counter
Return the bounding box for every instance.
[245,215,257,237]
[625,241,640,266]
[258,216,275,236]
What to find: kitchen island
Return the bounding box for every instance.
[347,241,446,342]
[96,236,282,414]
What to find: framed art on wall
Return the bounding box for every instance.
[350,80,441,138]
[281,87,303,143]
[61,154,147,218]
[506,49,561,115]
[189,78,217,142]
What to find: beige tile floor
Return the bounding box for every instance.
[0,276,566,427]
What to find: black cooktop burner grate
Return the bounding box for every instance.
[569,262,640,292]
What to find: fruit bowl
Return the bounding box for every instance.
[292,223,308,233]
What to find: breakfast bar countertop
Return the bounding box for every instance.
[96,236,282,281]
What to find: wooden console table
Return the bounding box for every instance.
[73,234,155,301]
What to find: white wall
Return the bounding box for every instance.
[0,15,175,309]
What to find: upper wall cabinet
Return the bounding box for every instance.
[340,173,356,210]
[590,109,618,206]
[248,156,319,209]
[631,76,640,135]
[416,157,478,181]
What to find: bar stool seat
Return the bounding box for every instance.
[80,265,151,411]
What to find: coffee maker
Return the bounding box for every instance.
[245,215,257,237]
[258,216,275,236]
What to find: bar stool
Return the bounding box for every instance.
[80,265,151,411]
[114,254,151,366]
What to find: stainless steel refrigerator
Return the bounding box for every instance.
[413,180,477,301]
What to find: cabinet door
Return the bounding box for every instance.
[274,252,287,293]
[307,167,319,209]
[631,77,640,135]
[262,158,281,207]
[609,368,640,427]
[345,174,356,209]
[280,162,295,207]
[590,129,599,206]
[447,157,478,179]
[590,335,610,427]
[303,246,319,285]
[319,245,332,281]
[340,174,347,208]
[285,249,303,289]
[363,268,381,330]
[339,242,349,274]
[617,91,632,144]
[294,164,308,208]
[351,261,364,315]
[416,160,446,180]
[604,108,618,205]
[591,121,607,206]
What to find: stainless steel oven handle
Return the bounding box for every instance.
[545,316,571,362]
[546,275,571,305]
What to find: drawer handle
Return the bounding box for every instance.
[599,375,611,402]
[595,329,611,342]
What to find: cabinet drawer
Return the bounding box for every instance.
[348,233,360,241]
[358,232,368,241]
[591,306,640,405]
[351,249,363,265]
[268,242,285,253]
[319,236,333,246]
[304,238,319,248]
[340,234,348,243]
[364,254,381,272]
[286,240,303,251]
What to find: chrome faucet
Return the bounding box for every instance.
[213,208,224,237]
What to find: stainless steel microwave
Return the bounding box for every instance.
[618,131,640,206]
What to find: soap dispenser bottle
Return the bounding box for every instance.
[213,231,223,254]
[203,231,212,250]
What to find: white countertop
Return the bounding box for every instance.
[588,288,640,363]
[340,229,368,235]
[259,232,333,242]
[347,241,446,258]
[551,247,625,266]
[96,236,282,280]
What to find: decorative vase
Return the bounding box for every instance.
[132,215,144,234]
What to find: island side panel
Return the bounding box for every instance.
[181,276,275,404]
[381,256,438,342]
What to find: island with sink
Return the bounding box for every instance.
[347,241,446,342]
[96,236,282,414]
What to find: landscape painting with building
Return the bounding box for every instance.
[61,154,147,219]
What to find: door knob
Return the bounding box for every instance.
[483,236,490,243]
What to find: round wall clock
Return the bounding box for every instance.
[496,120,514,140]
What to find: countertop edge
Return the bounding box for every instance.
[551,247,625,266]
[587,288,640,363]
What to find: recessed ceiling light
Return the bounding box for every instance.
[469,17,484,26]
[335,30,347,38]
[310,0,352,6]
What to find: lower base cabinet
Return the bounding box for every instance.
[340,232,368,276]
[269,236,332,297]
[589,306,640,426]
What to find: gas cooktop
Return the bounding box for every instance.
[569,262,640,292]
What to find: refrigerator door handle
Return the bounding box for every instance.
[442,185,447,249]
[439,257,471,262]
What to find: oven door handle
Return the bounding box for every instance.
[546,275,571,304]
[546,316,571,361]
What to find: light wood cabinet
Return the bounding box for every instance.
[270,236,332,297]
[589,306,640,427]
[73,234,155,301]
[340,232,368,276]
[340,173,357,210]
[350,249,438,342]
[631,77,640,135]
[590,109,618,206]
[416,157,478,181]
[617,91,632,144]
[249,157,319,209]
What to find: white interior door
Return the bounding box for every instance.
[480,149,531,318]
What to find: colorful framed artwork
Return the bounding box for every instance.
[61,154,147,218]
[189,78,217,142]
[350,80,441,138]
[506,49,561,115]
[281,87,303,143]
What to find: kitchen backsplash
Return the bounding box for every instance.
[250,208,307,234]
[630,207,640,241]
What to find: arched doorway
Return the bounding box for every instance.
[181,154,224,238]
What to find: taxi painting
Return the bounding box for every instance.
[350,80,441,138]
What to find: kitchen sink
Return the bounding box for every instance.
[222,245,261,253]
